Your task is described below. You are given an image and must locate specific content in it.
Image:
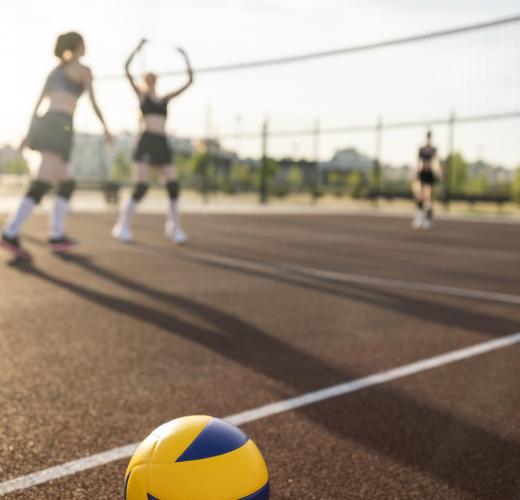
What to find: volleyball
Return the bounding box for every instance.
[124,415,269,500]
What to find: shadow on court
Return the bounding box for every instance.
[9,255,520,499]
[175,244,520,338]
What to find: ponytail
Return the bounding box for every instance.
[54,32,84,61]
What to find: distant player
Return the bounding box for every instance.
[412,130,442,230]
[112,39,194,244]
[1,32,111,259]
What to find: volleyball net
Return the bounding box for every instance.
[3,14,520,204]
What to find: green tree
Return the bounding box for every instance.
[328,171,346,197]
[175,154,194,184]
[230,164,254,193]
[264,158,279,179]
[192,152,211,176]
[110,152,131,182]
[446,152,467,195]
[511,167,520,203]
[465,173,489,195]
[346,171,364,199]
[192,152,213,200]
[4,158,29,175]
[287,166,303,192]
[260,157,279,202]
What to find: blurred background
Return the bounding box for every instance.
[1,0,519,209]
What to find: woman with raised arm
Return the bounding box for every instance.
[112,39,194,244]
[1,32,112,259]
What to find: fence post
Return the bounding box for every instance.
[445,111,456,207]
[201,106,213,203]
[372,115,383,202]
[312,118,321,201]
[259,118,269,204]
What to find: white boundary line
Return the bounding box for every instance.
[38,237,520,306]
[1,332,519,496]
[180,250,520,306]
[296,266,520,305]
[71,242,520,307]
[194,225,520,261]
[71,243,520,306]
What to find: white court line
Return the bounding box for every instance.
[180,250,520,306]
[73,242,520,306]
[189,224,520,261]
[75,233,520,306]
[1,332,519,496]
[69,238,520,307]
[296,266,520,305]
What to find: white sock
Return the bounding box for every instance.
[50,196,69,240]
[116,198,137,231]
[167,199,181,230]
[3,197,36,238]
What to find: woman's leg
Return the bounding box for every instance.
[412,179,423,210]
[161,164,187,243]
[3,152,64,240]
[422,184,433,228]
[49,166,76,243]
[112,162,150,241]
[411,179,424,228]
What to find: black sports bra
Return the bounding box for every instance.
[45,64,84,97]
[140,95,168,117]
[419,145,436,161]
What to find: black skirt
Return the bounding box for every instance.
[418,169,437,185]
[28,111,74,162]
[133,132,173,166]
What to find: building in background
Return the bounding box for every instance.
[467,160,514,185]
[320,148,373,173]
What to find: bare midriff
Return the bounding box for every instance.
[47,91,79,116]
[142,114,167,135]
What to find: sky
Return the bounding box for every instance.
[0,0,519,168]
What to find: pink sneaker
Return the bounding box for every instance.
[1,233,32,260]
[49,236,79,253]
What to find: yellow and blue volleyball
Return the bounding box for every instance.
[124,415,269,500]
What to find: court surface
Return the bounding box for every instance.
[0,212,519,499]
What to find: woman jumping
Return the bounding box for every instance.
[112,39,194,244]
[1,32,111,259]
[412,130,442,230]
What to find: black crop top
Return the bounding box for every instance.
[140,95,168,117]
[419,145,436,163]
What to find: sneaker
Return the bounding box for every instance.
[421,216,432,230]
[111,224,133,243]
[422,209,434,230]
[49,236,79,252]
[0,233,32,259]
[173,227,188,244]
[165,221,188,244]
[412,211,424,229]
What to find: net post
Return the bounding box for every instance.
[372,115,383,203]
[444,111,456,208]
[259,118,269,204]
[312,118,321,202]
